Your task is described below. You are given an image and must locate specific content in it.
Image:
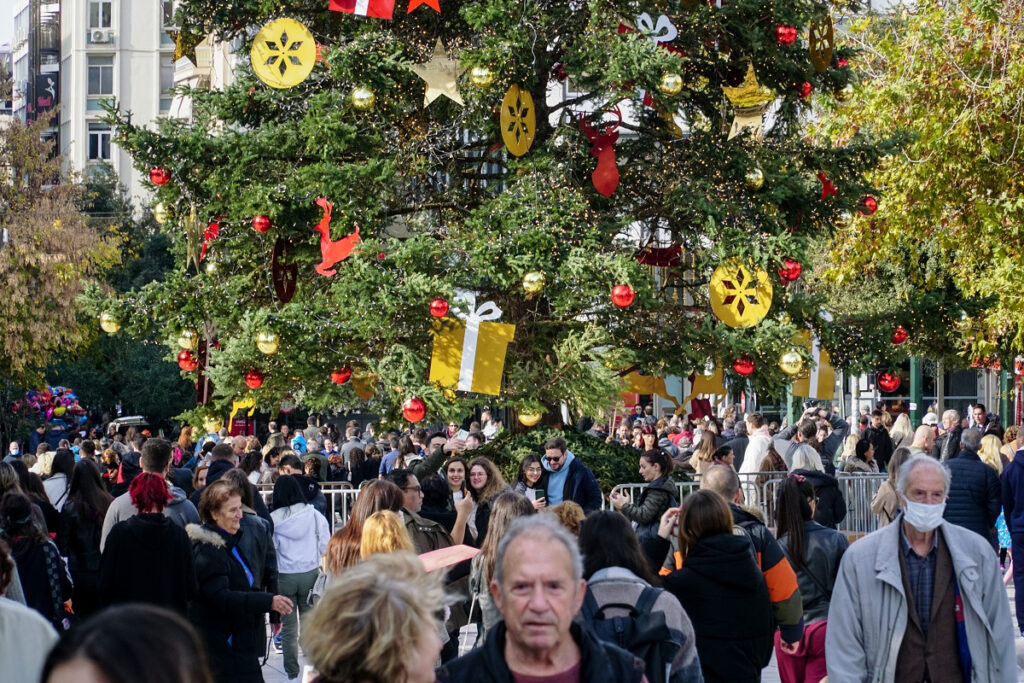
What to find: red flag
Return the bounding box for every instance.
[407,0,440,12]
[329,0,395,20]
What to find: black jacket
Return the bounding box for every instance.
[777,520,848,623]
[943,450,1001,548]
[350,457,380,488]
[98,513,196,615]
[187,523,276,683]
[561,457,603,514]
[724,435,749,471]
[57,499,104,577]
[656,533,774,683]
[619,477,677,543]
[863,426,895,471]
[792,469,847,529]
[236,511,280,606]
[438,622,645,683]
[932,425,963,462]
[10,536,71,625]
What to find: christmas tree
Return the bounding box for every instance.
[91,0,896,426]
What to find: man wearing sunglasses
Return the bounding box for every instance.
[541,437,602,514]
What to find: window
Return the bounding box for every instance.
[162,1,175,26]
[89,0,112,29]
[88,122,111,160]
[160,54,174,94]
[87,55,113,96]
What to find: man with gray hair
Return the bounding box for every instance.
[932,409,963,462]
[943,429,1001,550]
[440,515,645,682]
[826,455,1014,682]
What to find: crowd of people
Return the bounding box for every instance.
[0,401,1022,682]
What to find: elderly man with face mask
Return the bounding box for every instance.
[826,456,1015,683]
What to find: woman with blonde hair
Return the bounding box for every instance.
[888,412,912,451]
[980,434,1004,475]
[323,480,403,578]
[690,431,717,476]
[838,433,860,472]
[466,457,508,546]
[870,447,910,528]
[302,552,446,683]
[359,510,414,559]
[1001,425,1020,467]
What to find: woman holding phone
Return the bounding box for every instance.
[512,454,548,510]
[608,449,676,543]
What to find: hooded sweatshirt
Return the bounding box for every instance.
[270,503,330,574]
[542,450,576,506]
[100,482,199,552]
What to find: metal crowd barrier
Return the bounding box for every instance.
[604,472,888,540]
[261,472,887,537]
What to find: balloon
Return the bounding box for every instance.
[45,407,54,421]
[54,406,66,417]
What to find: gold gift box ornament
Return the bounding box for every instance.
[429,290,516,397]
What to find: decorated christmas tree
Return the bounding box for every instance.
[90,0,897,426]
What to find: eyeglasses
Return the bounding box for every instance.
[404,486,422,493]
[525,467,542,474]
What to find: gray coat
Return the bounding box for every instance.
[825,516,1015,683]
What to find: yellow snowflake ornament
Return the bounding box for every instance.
[251,18,316,89]
[709,261,774,328]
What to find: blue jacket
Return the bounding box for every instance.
[560,456,603,514]
[1002,448,1024,535]
[943,450,1000,548]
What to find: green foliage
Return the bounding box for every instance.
[818,0,1024,363]
[94,0,894,423]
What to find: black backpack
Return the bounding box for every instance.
[580,585,681,683]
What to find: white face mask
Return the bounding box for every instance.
[902,499,946,532]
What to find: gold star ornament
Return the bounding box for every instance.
[409,39,464,107]
[721,63,776,141]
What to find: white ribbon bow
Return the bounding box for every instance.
[635,13,678,45]
[452,289,503,392]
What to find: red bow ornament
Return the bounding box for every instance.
[200,217,221,262]
[579,110,622,198]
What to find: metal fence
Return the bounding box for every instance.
[258,472,888,537]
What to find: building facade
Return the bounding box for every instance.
[59,0,176,201]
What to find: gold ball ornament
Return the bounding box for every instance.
[470,66,495,88]
[99,312,120,334]
[836,83,855,102]
[779,349,805,376]
[205,260,218,275]
[202,416,223,434]
[523,271,546,295]
[177,329,198,349]
[153,202,171,225]
[351,86,376,111]
[745,167,765,190]
[256,330,280,355]
[659,72,684,96]
[518,409,543,427]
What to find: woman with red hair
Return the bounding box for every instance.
[98,472,196,615]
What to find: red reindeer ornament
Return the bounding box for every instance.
[313,197,361,276]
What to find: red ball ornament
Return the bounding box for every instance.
[430,298,449,318]
[149,167,171,186]
[891,326,908,345]
[837,57,850,68]
[377,252,386,261]
[778,258,803,283]
[253,215,271,233]
[402,397,426,423]
[244,369,264,389]
[177,350,199,371]
[611,284,636,308]
[877,372,901,393]
[859,196,878,216]
[732,355,756,377]
[775,25,798,45]
[797,82,812,99]
[331,366,353,385]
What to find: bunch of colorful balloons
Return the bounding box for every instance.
[11,386,87,425]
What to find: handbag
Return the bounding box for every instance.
[43,541,74,631]
[306,514,328,607]
[457,595,479,657]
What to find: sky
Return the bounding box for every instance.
[0,0,11,47]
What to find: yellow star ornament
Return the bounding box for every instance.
[251,18,316,89]
[410,39,464,107]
